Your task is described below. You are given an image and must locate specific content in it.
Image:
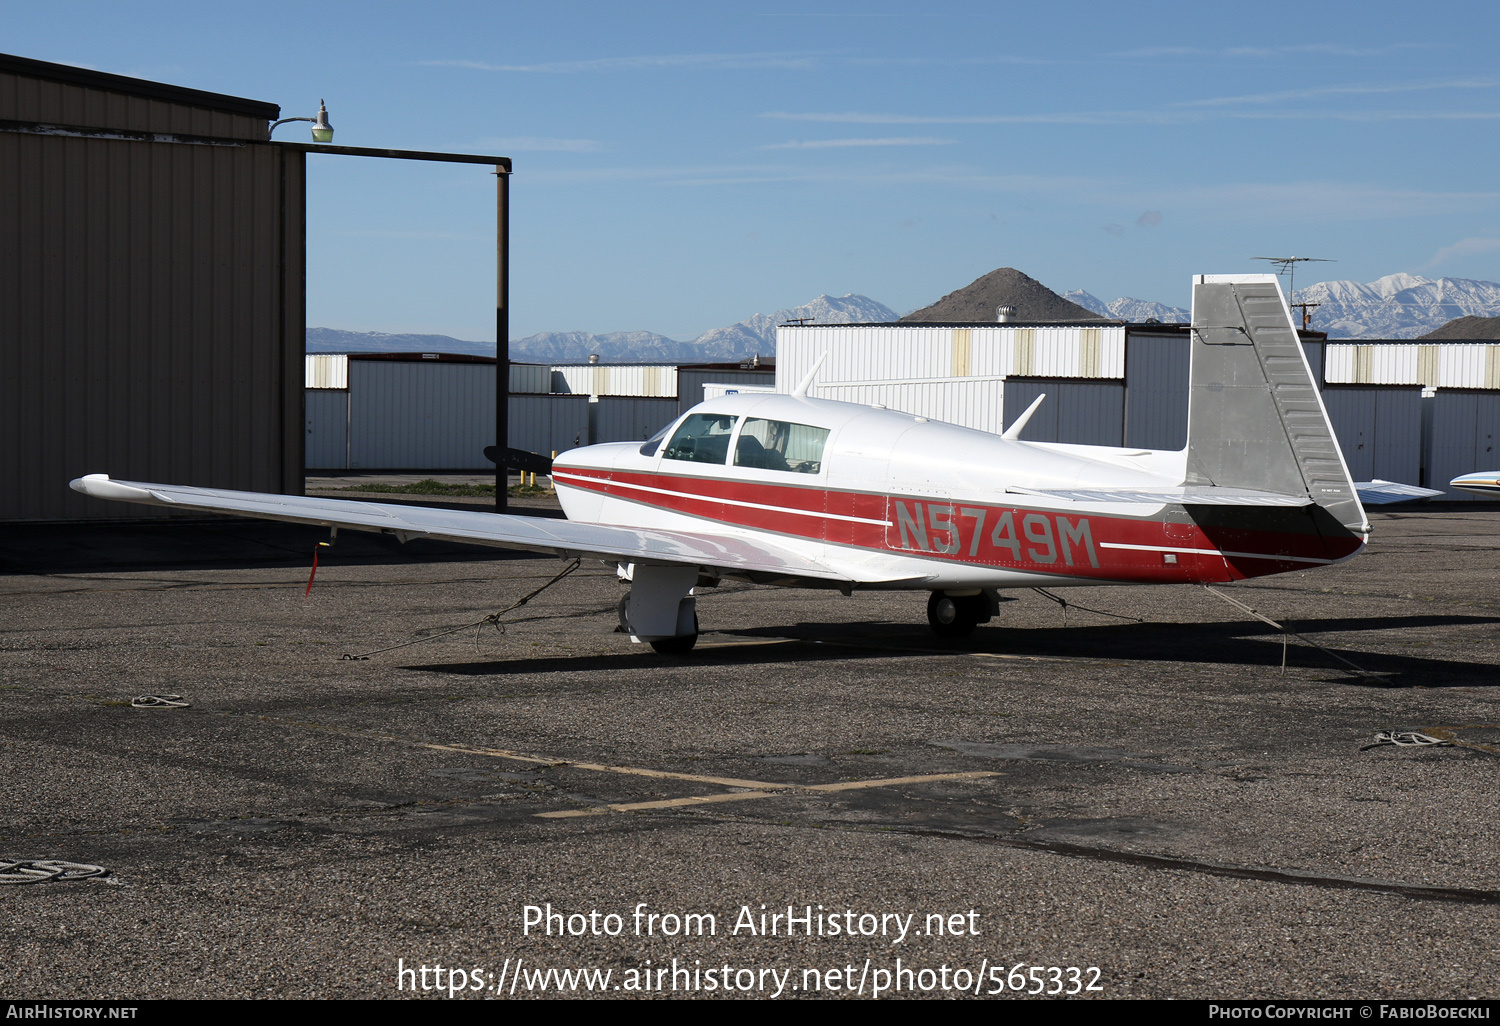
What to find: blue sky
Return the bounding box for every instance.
[8,1,1500,340]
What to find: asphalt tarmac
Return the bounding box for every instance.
[3,505,1499,1000]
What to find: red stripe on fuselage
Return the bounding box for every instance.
[553,465,1361,584]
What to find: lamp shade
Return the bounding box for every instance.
[311,99,334,143]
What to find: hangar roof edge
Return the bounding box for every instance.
[0,52,280,121]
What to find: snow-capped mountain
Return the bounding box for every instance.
[1296,275,1500,339]
[305,327,496,357]
[1062,290,1188,323]
[506,330,686,363]
[691,294,897,355]
[310,294,898,363]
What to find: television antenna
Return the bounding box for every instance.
[1252,256,1335,305]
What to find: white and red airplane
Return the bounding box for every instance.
[71,275,1428,652]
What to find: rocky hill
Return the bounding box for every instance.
[1419,315,1500,340]
[901,268,1107,323]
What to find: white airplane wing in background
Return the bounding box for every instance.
[1352,480,1445,504]
[69,475,862,586]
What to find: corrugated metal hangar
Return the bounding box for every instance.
[3,53,514,522]
[304,329,1500,501]
[304,355,772,471]
[1,53,303,521]
[777,323,1500,500]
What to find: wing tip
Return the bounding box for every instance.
[70,474,157,502]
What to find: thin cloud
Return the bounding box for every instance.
[1136,211,1163,227]
[419,51,829,73]
[519,161,1500,225]
[760,110,1172,125]
[1113,43,1436,59]
[1179,78,1497,108]
[479,137,602,152]
[845,54,1056,67]
[760,108,1500,126]
[1421,237,1500,270]
[758,137,956,150]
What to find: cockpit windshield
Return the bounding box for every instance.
[638,421,673,457]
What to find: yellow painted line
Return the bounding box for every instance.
[538,791,778,818]
[536,771,1001,819]
[248,715,1002,820]
[803,771,998,792]
[253,715,793,789]
[1419,725,1500,757]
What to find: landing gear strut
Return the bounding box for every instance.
[926,591,991,638]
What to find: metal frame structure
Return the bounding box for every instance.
[278,142,513,512]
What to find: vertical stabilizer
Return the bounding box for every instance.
[1186,274,1367,535]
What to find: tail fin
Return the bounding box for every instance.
[1185,274,1367,536]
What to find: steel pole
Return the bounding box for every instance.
[495,164,510,513]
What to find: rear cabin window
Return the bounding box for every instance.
[734,419,829,474]
[662,413,738,465]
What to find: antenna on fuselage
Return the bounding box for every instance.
[1001,392,1046,440]
[791,353,828,398]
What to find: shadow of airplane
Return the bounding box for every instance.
[403,612,1500,690]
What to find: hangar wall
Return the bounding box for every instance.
[1,53,303,521]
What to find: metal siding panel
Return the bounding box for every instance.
[3,132,285,520]
[508,395,585,457]
[1429,391,1481,500]
[1124,333,1189,450]
[1372,387,1422,484]
[0,68,269,139]
[1301,340,1325,386]
[305,354,349,389]
[509,363,550,394]
[1320,387,1376,481]
[305,390,349,469]
[594,398,681,443]
[1003,379,1124,445]
[676,369,775,414]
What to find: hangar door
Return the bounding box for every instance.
[1320,385,1422,485]
[1428,389,1500,500]
[1002,377,1125,447]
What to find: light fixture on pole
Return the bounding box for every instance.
[271,99,334,143]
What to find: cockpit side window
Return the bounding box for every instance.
[734,419,828,474]
[662,413,738,465]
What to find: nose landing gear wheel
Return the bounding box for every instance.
[927,592,981,638]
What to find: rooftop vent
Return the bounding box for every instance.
[996,305,1015,323]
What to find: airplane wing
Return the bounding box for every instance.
[69,475,853,585]
[1353,480,1445,504]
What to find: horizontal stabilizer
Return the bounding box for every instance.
[1014,486,1312,507]
[483,446,554,474]
[1354,480,1445,504]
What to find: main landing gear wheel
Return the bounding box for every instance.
[927,592,983,638]
[649,614,700,654]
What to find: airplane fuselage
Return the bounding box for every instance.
[552,392,1364,592]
